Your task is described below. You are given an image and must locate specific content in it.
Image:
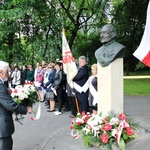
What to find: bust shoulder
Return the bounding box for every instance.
[96,41,124,52]
[95,40,125,67]
[110,41,125,51]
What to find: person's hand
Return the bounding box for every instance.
[27,106,33,114]
[8,88,12,94]
[51,87,57,96]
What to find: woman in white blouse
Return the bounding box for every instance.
[11,66,21,88]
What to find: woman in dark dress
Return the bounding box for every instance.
[21,65,27,85]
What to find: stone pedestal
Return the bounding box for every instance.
[97,58,123,116]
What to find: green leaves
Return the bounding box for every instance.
[0,0,147,70]
[123,134,128,140]
[119,138,125,150]
[0,0,110,64]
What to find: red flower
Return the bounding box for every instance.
[81,111,85,116]
[126,127,134,136]
[86,113,91,119]
[82,114,92,123]
[83,118,87,123]
[14,89,18,93]
[102,124,112,131]
[119,113,126,120]
[70,125,73,130]
[25,82,34,85]
[102,117,108,123]
[101,133,109,144]
[30,117,35,120]
[76,122,82,125]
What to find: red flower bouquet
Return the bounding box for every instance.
[70,111,141,150]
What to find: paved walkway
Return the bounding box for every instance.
[13,96,150,150]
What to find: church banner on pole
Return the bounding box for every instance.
[62,29,77,82]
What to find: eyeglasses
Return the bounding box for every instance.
[48,67,52,68]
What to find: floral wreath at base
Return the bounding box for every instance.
[70,111,141,150]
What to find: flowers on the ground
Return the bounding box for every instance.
[70,111,141,150]
[11,82,39,106]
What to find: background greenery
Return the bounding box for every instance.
[0,0,149,73]
[124,79,150,96]
[124,70,150,96]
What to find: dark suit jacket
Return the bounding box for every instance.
[73,65,89,94]
[52,69,63,90]
[0,81,27,138]
[44,70,55,92]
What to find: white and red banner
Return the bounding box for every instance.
[133,1,150,67]
[30,102,41,121]
[62,29,77,82]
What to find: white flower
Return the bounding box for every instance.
[15,85,23,90]
[76,113,80,116]
[11,92,16,98]
[90,115,104,124]
[34,81,41,87]
[19,93,28,100]
[87,117,98,128]
[76,118,84,124]
[110,117,119,125]
[111,129,117,137]
[22,88,30,96]
[30,85,36,92]
[82,126,90,134]
[11,84,36,101]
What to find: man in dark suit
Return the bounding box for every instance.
[73,56,89,113]
[0,61,32,150]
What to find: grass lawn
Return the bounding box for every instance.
[124,69,150,96]
[124,78,150,96]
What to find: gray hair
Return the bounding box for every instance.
[0,61,9,72]
[78,56,87,63]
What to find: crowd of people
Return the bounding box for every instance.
[6,57,98,118]
[0,57,99,149]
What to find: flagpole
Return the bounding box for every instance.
[62,28,66,36]
[74,95,80,113]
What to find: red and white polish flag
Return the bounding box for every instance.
[62,29,77,82]
[133,1,150,67]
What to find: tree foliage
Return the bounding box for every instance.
[111,0,149,72]
[0,0,149,71]
[0,0,109,66]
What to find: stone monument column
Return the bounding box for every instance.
[95,24,125,116]
[97,58,124,115]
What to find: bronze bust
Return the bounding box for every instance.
[95,24,125,67]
